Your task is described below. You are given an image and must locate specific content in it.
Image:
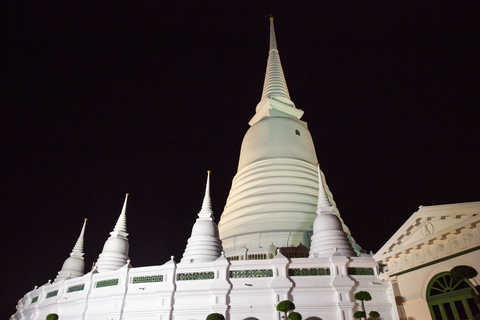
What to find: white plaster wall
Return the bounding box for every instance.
[392,250,480,320]
[14,256,399,320]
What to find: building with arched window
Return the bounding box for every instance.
[374,202,480,320]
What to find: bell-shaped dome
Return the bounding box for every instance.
[313,212,343,233]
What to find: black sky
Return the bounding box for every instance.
[2,2,479,318]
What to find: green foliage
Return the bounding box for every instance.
[288,312,302,320]
[369,310,381,319]
[277,300,295,312]
[277,300,296,319]
[353,311,366,319]
[206,313,225,320]
[450,265,478,281]
[354,291,372,301]
[46,314,59,320]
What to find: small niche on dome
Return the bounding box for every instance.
[295,129,300,136]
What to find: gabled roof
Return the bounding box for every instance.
[374,201,480,262]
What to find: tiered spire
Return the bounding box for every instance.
[309,166,356,258]
[54,219,87,282]
[96,194,130,272]
[316,164,333,208]
[181,171,223,263]
[249,17,303,126]
[261,17,290,101]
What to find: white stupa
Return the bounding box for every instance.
[54,219,87,282]
[309,164,356,258]
[95,193,130,272]
[218,17,354,256]
[181,171,223,263]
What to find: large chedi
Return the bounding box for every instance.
[218,17,354,257]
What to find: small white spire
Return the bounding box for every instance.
[309,168,356,258]
[198,170,214,220]
[54,219,88,282]
[96,194,130,272]
[181,171,223,263]
[110,193,128,238]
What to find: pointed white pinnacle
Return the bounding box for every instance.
[110,193,128,238]
[70,218,87,258]
[317,164,332,208]
[261,17,291,101]
[198,171,214,220]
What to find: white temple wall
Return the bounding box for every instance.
[123,264,176,320]
[57,276,92,320]
[83,267,129,320]
[14,255,399,320]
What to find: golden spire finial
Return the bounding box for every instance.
[270,16,274,21]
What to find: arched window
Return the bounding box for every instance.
[427,271,480,320]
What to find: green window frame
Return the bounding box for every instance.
[289,268,331,276]
[46,290,58,298]
[132,275,164,283]
[67,284,85,293]
[347,267,375,275]
[177,272,214,281]
[229,269,273,278]
[427,272,480,320]
[95,278,119,288]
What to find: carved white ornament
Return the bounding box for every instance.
[421,222,434,236]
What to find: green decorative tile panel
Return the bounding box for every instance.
[247,253,267,260]
[31,296,38,303]
[288,268,331,276]
[95,278,119,288]
[132,275,164,283]
[177,272,214,281]
[347,267,375,275]
[230,269,273,278]
[67,284,85,293]
[227,256,240,261]
[46,290,58,298]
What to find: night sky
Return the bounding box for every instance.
[2,2,479,318]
